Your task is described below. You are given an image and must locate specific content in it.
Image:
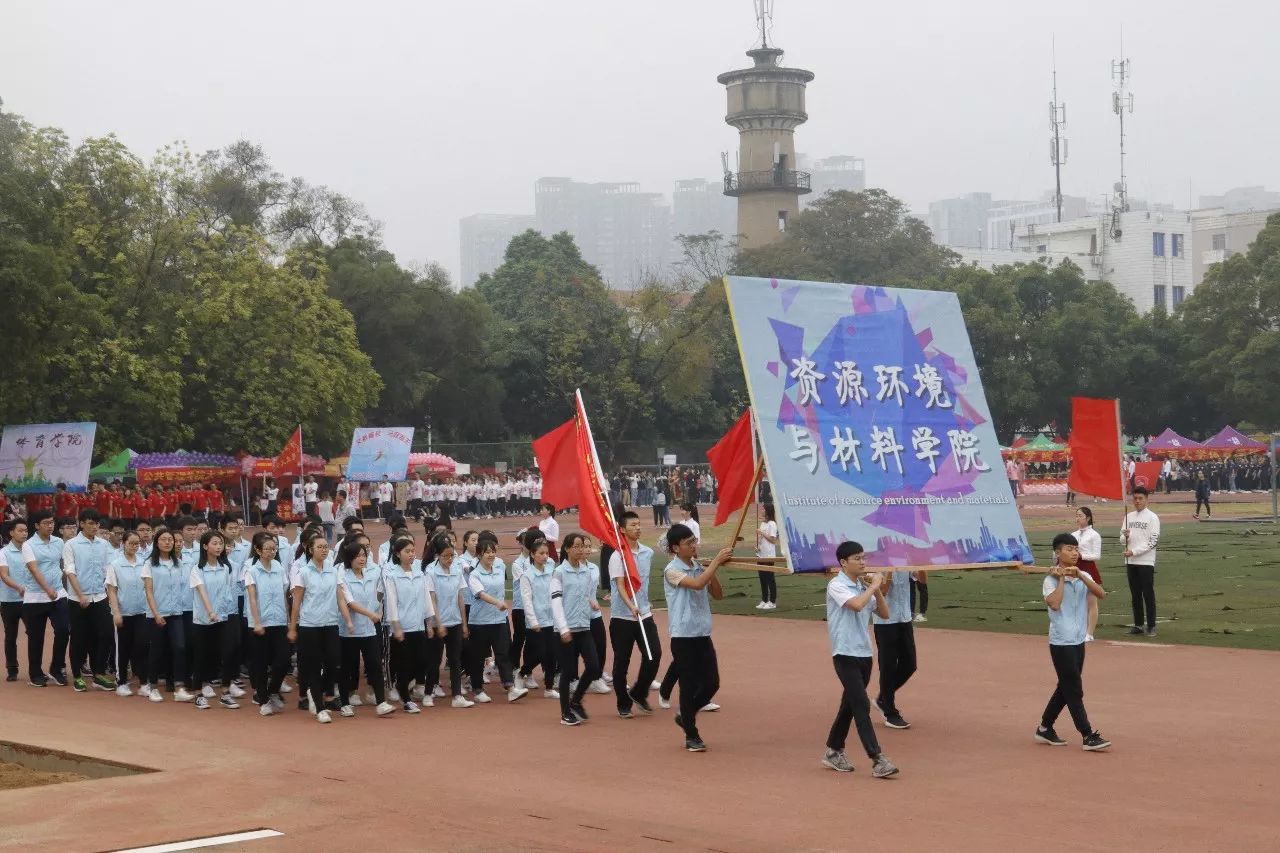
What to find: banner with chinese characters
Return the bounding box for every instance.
[0,422,97,495]
[345,427,415,482]
[724,277,1032,572]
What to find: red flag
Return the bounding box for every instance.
[273,426,303,479]
[1067,398,1123,500]
[1130,461,1163,493]
[532,418,578,510]
[707,409,756,526]
[572,392,641,593]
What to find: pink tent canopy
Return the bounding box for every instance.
[1144,428,1209,459]
[407,452,457,475]
[1202,426,1268,454]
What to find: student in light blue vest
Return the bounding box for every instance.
[385,536,434,713]
[822,541,898,778]
[661,524,732,752]
[177,516,201,689]
[0,519,30,682]
[142,528,195,703]
[107,530,151,697]
[872,568,917,730]
[608,511,661,718]
[337,540,394,717]
[188,530,242,710]
[507,528,535,690]
[63,508,118,692]
[289,537,351,724]
[1036,533,1112,752]
[551,532,603,726]
[518,537,560,698]
[219,513,251,681]
[244,533,290,716]
[18,510,71,687]
[465,537,528,704]
[426,534,472,708]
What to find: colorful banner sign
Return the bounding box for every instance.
[345,427,414,482]
[135,466,240,486]
[724,276,1032,572]
[0,422,97,495]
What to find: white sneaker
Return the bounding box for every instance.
[482,672,492,684]
[339,705,355,718]
[474,691,493,704]
[388,688,402,702]
[523,675,539,690]
[544,689,560,700]
[703,702,721,712]
[913,613,927,623]
[195,696,210,710]
[148,687,165,703]
[201,685,216,699]
[279,681,294,693]
[651,681,661,691]
[259,702,276,717]
[659,696,671,710]
[115,684,133,697]
[376,701,396,716]
[1085,634,1095,643]
[508,686,529,703]
[765,602,777,610]
[268,695,285,711]
[174,688,196,702]
[423,695,434,708]
[484,662,498,679]
[412,685,426,700]
[433,684,446,698]
[452,695,475,708]
[138,684,152,699]
[349,694,364,707]
[364,692,377,705]
[316,709,332,723]
[228,682,246,698]
[601,672,613,684]
[590,679,611,695]
[307,695,317,715]
[755,602,767,609]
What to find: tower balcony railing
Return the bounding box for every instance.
[723,169,812,197]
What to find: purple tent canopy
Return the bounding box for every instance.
[1202,426,1268,453]
[1144,428,1203,451]
[130,450,239,469]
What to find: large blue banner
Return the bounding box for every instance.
[0,422,97,495]
[725,276,1032,572]
[345,427,414,482]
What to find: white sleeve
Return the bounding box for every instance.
[466,573,485,597]
[337,571,353,603]
[384,577,400,624]
[607,551,624,580]
[550,572,568,634]
[242,567,256,587]
[520,574,538,628]
[421,577,435,621]
[189,568,203,589]
[62,542,76,575]
[1042,575,1058,600]
[21,543,36,565]
[105,565,118,588]
[828,581,857,610]
[290,566,304,589]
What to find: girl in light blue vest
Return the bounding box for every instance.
[244,533,290,715]
[143,529,195,703]
[290,537,352,724]
[425,534,471,708]
[189,530,242,710]
[106,531,151,698]
[518,538,559,697]
[338,540,393,717]
[550,532,602,726]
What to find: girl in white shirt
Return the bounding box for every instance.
[756,504,780,610]
[678,504,701,544]
[538,504,560,561]
[1074,507,1103,642]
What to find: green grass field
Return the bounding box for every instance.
[643,500,1280,652]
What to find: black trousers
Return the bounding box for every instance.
[659,657,679,700]
[249,626,290,702]
[1126,564,1156,630]
[342,634,386,705]
[69,597,114,677]
[389,630,427,702]
[873,622,917,714]
[557,629,601,715]
[1195,497,1211,516]
[827,655,881,758]
[609,617,661,711]
[297,625,341,712]
[2,601,23,675]
[508,609,527,674]
[910,578,929,615]
[1042,643,1092,736]
[467,622,513,690]
[22,599,70,680]
[148,615,186,690]
[670,636,719,739]
[591,616,607,673]
[190,621,236,691]
[522,627,560,687]
[426,624,464,696]
[758,570,777,603]
[116,614,151,685]
[181,611,195,684]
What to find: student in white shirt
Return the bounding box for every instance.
[1121,486,1161,637]
[538,504,560,561]
[677,503,701,544]
[303,476,319,518]
[755,504,779,610]
[1073,507,1103,642]
[19,510,71,687]
[316,493,336,544]
[822,541,898,777]
[0,519,31,682]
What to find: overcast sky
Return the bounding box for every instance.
[7,0,1279,283]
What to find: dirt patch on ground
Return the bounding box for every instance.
[0,761,86,791]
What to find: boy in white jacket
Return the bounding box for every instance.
[1121,486,1161,637]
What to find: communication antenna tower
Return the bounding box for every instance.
[754,0,774,48]
[1049,39,1068,223]
[1111,37,1135,232]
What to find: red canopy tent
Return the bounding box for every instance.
[1201,426,1268,457]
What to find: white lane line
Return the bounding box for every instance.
[114,829,283,852]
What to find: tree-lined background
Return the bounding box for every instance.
[3,106,1277,460]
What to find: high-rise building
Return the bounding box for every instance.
[534,177,672,288]
[673,178,738,239]
[459,213,536,288]
[928,193,1001,250]
[985,193,1098,250]
[800,155,866,207]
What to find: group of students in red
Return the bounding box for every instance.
[11,481,229,528]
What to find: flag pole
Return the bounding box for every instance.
[726,456,766,556]
[1117,400,1131,535]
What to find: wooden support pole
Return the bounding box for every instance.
[724,456,766,551]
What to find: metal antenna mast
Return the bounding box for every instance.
[754,0,774,48]
[1111,36,1135,217]
[1049,38,1068,223]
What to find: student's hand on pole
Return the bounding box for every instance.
[113,614,123,628]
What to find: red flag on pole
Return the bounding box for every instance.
[1067,398,1124,500]
[572,391,641,593]
[273,426,303,479]
[1130,461,1162,493]
[532,418,578,510]
[707,409,756,526]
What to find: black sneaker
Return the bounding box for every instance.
[49,671,68,687]
[874,696,887,718]
[617,706,634,719]
[685,737,707,752]
[1082,731,1112,751]
[6,672,17,682]
[560,712,582,726]
[570,702,589,722]
[28,676,48,688]
[1035,726,1067,746]
[884,713,911,730]
[632,696,653,715]
[1126,626,1144,635]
